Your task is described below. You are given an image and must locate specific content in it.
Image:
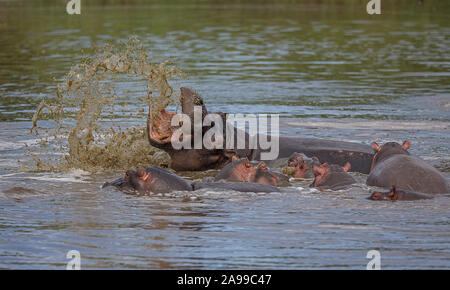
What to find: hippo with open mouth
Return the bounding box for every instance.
[284,152,321,179]
[147,87,375,173]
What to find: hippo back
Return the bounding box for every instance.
[147,166,193,192]
[192,182,279,193]
[312,165,356,190]
[367,155,449,194]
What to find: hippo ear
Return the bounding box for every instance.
[257,162,268,171]
[313,165,326,176]
[342,162,351,172]
[402,140,411,150]
[136,169,150,181]
[244,157,252,168]
[372,142,381,152]
[388,186,396,197]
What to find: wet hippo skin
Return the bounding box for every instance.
[147,87,374,174]
[102,166,193,194]
[214,157,290,186]
[366,141,450,194]
[282,152,321,179]
[192,182,279,193]
[311,162,356,190]
[369,186,434,201]
[103,166,281,194]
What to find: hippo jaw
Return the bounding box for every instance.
[147,87,197,150]
[147,87,229,171]
[147,109,178,148]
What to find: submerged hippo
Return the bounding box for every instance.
[369,186,434,201]
[282,152,320,179]
[147,87,374,173]
[102,166,192,194]
[311,162,356,190]
[192,182,279,193]
[214,157,290,186]
[366,141,449,194]
[102,166,280,194]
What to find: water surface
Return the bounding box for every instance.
[0,1,449,269]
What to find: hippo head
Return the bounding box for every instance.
[124,168,155,194]
[254,162,279,186]
[102,168,155,194]
[370,140,410,171]
[311,162,350,187]
[369,186,398,201]
[287,153,319,178]
[147,87,232,171]
[225,157,258,182]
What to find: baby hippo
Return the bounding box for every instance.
[102,166,192,194]
[369,186,433,201]
[311,162,356,190]
[283,152,320,178]
[214,157,289,186]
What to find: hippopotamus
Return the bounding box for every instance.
[102,166,193,194]
[192,181,279,193]
[282,152,320,178]
[311,162,356,190]
[147,87,374,173]
[369,186,434,201]
[213,157,290,186]
[366,141,450,194]
[102,166,280,194]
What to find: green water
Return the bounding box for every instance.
[0,0,449,269]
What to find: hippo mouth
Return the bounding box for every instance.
[147,87,208,149]
[147,87,237,171]
[147,108,178,147]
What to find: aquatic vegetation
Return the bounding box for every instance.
[27,38,184,172]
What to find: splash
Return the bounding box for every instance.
[27,38,184,172]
